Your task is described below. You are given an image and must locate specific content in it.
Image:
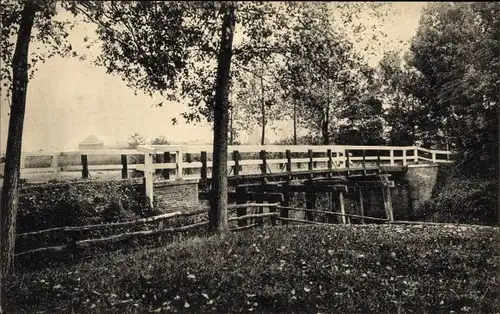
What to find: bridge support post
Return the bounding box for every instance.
[356,187,365,224]
[328,190,336,223]
[337,190,346,224]
[383,186,394,222]
[305,188,315,221]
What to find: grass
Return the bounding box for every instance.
[5,224,499,314]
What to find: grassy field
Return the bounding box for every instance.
[5,224,499,314]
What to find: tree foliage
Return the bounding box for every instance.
[408,2,499,177]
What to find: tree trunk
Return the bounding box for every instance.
[260,65,266,146]
[1,3,37,309]
[293,102,297,145]
[209,3,237,233]
[322,81,330,145]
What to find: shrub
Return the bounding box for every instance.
[414,165,498,225]
[17,180,152,234]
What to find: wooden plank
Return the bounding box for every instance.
[17,211,182,237]
[277,217,329,225]
[276,206,388,222]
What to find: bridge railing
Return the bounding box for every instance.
[3,145,453,184]
[133,145,453,205]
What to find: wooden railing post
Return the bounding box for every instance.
[233,150,240,176]
[285,149,292,173]
[402,149,407,166]
[308,149,313,172]
[260,150,267,184]
[175,150,183,179]
[144,153,154,208]
[389,149,395,166]
[81,154,89,179]
[121,154,128,179]
[200,151,208,189]
[432,152,437,163]
[414,148,419,164]
[327,149,333,178]
[51,153,59,175]
[163,152,171,179]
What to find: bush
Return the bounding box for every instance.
[414,165,498,225]
[17,180,152,234]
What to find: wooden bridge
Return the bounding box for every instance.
[134,144,453,207]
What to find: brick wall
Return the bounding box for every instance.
[153,179,200,212]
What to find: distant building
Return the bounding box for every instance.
[79,134,104,150]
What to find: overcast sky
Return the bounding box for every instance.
[0,2,426,153]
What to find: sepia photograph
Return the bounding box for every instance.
[0,1,499,313]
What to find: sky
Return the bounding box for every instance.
[0,2,427,153]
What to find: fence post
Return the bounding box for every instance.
[389,149,394,166]
[51,153,59,175]
[308,149,313,171]
[402,149,407,166]
[432,152,437,163]
[81,155,89,179]
[414,148,419,164]
[201,151,208,189]
[175,150,183,179]
[260,150,267,184]
[327,149,332,169]
[163,152,171,179]
[233,150,240,177]
[144,153,154,208]
[121,154,128,179]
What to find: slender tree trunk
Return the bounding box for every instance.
[1,4,37,311]
[260,65,266,146]
[209,3,237,234]
[293,102,297,145]
[322,79,330,145]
